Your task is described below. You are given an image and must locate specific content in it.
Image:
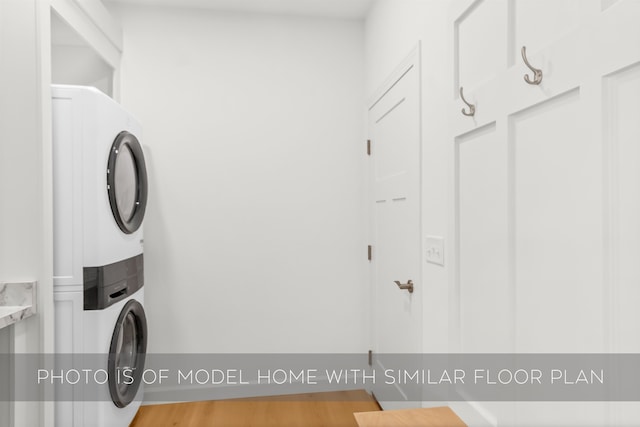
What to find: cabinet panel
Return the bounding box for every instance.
[457,123,511,353]
[456,0,508,91]
[512,89,603,353]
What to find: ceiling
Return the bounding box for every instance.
[103,0,375,19]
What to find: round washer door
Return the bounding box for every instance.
[107,131,148,234]
[108,299,147,408]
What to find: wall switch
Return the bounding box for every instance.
[425,236,444,266]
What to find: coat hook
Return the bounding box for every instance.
[521,46,543,85]
[459,87,475,117]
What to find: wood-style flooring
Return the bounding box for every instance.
[354,407,467,427]
[129,389,381,427]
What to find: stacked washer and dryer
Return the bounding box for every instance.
[52,85,149,427]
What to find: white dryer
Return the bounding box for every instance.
[52,85,149,427]
[52,84,147,284]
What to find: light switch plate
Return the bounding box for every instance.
[425,236,444,266]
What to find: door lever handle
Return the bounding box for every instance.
[394,280,414,294]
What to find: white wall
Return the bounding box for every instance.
[365,0,451,353]
[112,5,368,354]
[0,0,54,426]
[51,45,113,94]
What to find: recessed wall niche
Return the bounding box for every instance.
[51,10,114,97]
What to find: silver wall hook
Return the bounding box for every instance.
[521,46,543,85]
[459,87,475,117]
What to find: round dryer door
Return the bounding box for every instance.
[107,131,148,234]
[108,299,147,408]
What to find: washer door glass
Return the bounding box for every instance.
[107,131,148,234]
[108,299,147,408]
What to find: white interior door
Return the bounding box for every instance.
[449,0,640,425]
[368,46,422,409]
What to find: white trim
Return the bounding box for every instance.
[142,373,362,406]
[37,3,55,425]
[450,400,499,427]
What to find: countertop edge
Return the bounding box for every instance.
[0,282,37,330]
[0,305,36,330]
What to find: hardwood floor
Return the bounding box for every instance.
[129,390,381,427]
[354,407,467,427]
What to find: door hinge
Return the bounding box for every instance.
[368,245,372,261]
[367,139,371,156]
[368,350,373,366]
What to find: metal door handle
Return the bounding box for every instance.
[394,280,414,294]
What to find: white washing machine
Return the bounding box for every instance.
[52,85,149,427]
[81,286,147,427]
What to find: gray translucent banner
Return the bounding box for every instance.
[1,354,639,402]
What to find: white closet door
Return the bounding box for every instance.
[368,47,422,410]
[449,0,640,425]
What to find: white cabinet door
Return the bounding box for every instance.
[449,0,640,425]
[369,46,422,410]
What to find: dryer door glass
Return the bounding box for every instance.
[114,144,137,222]
[107,131,148,234]
[108,299,147,408]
